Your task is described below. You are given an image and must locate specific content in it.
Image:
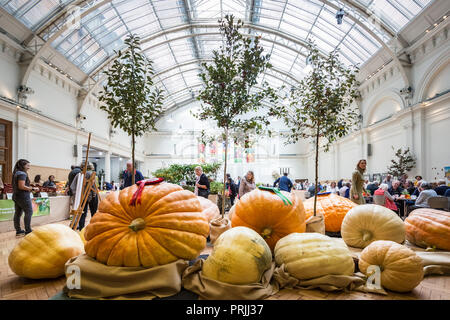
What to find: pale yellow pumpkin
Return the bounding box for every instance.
[274,233,354,280]
[359,240,424,292]
[202,226,272,285]
[8,224,84,279]
[79,227,86,245]
[341,204,405,248]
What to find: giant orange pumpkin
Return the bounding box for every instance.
[303,193,357,232]
[197,196,220,222]
[404,208,450,250]
[84,182,209,267]
[230,188,306,251]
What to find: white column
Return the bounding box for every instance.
[105,151,111,182]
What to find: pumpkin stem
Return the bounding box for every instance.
[129,218,146,232]
[261,228,272,239]
[362,231,372,242]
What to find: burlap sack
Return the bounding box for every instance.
[181,259,279,300]
[209,217,231,244]
[64,254,189,300]
[273,264,387,295]
[305,215,325,234]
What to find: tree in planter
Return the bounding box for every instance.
[269,42,360,217]
[98,34,164,185]
[387,146,416,179]
[195,15,279,218]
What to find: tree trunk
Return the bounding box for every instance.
[313,124,320,217]
[132,132,136,185]
[221,130,228,219]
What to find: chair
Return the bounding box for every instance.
[373,195,385,206]
[428,196,450,211]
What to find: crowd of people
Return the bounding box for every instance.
[9,157,449,237]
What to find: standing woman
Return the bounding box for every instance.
[239,171,256,198]
[12,159,39,236]
[350,159,367,205]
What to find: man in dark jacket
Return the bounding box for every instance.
[121,161,145,189]
[273,172,293,192]
[67,165,81,196]
[194,166,210,198]
[434,179,449,196]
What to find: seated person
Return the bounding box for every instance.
[434,179,449,196]
[388,180,404,197]
[43,175,56,188]
[366,181,379,195]
[408,181,438,211]
[374,184,398,212]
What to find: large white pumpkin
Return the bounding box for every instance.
[341,204,405,249]
[274,232,354,280]
[202,226,272,285]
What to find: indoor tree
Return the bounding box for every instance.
[98,34,164,185]
[195,15,278,218]
[387,146,416,179]
[269,42,360,217]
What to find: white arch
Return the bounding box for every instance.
[363,89,405,127]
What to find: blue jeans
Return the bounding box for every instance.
[13,198,33,233]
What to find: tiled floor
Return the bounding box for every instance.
[1,219,449,300]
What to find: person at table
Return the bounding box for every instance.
[388,180,404,197]
[382,174,393,189]
[12,159,39,236]
[33,174,42,186]
[326,181,339,194]
[350,159,367,205]
[404,180,416,195]
[273,172,293,192]
[194,166,210,199]
[374,184,398,212]
[408,182,437,211]
[434,179,449,196]
[366,181,379,196]
[43,175,56,188]
[121,161,144,189]
[414,175,423,187]
[411,180,423,197]
[239,171,256,198]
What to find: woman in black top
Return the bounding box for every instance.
[12,159,39,236]
[33,174,42,185]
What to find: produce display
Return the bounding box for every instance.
[8,224,84,279]
[202,226,272,285]
[197,196,220,222]
[230,187,306,250]
[341,204,405,248]
[303,192,357,232]
[358,240,424,292]
[84,181,209,267]
[274,233,354,280]
[404,208,450,250]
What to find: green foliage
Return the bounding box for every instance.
[152,163,222,184]
[269,42,360,151]
[387,147,416,178]
[195,14,280,217]
[269,42,360,216]
[195,15,279,134]
[98,34,165,184]
[210,181,224,195]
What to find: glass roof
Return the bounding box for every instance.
[0,0,434,110]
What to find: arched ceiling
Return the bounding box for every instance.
[0,0,434,113]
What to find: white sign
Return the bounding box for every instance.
[40,192,48,198]
[6,193,12,200]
